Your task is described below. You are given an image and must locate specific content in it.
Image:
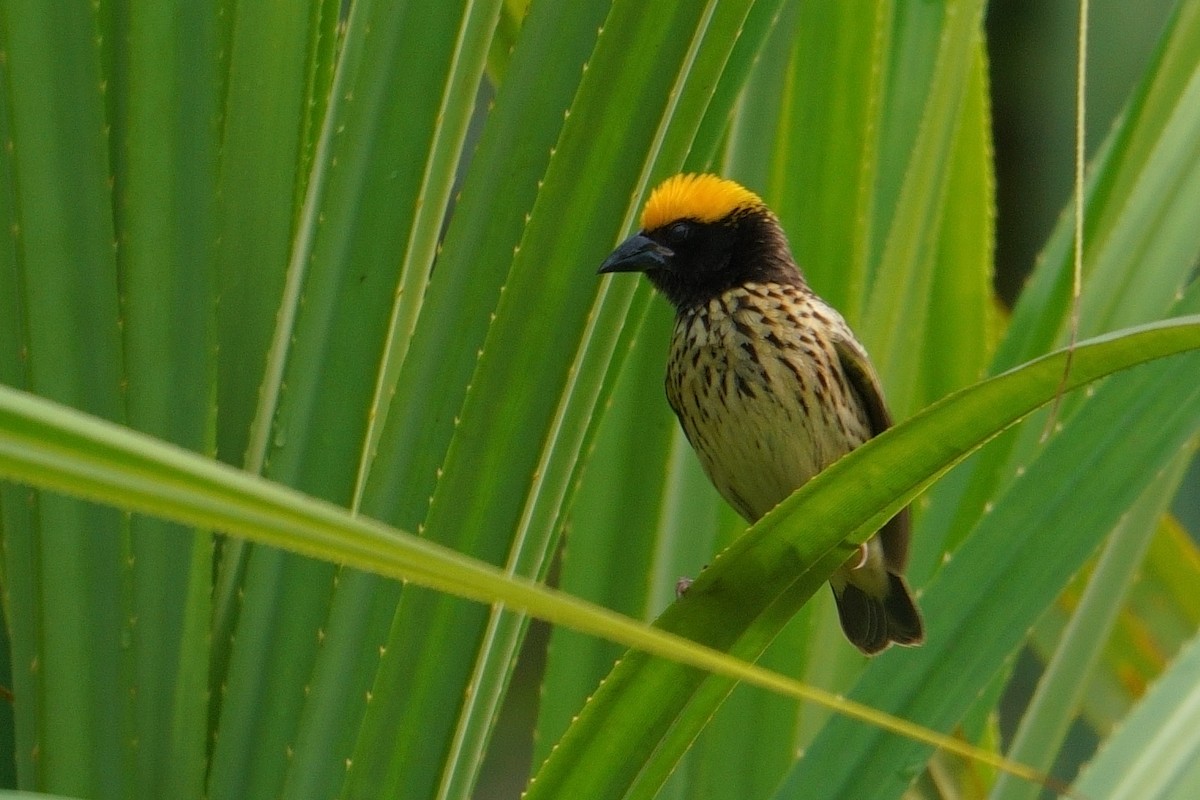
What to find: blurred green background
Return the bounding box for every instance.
[0,1,1197,799]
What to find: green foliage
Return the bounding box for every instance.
[0,2,1197,800]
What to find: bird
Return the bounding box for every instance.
[597,173,923,654]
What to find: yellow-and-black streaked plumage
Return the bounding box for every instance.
[598,173,923,655]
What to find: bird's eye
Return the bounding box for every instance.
[665,220,693,242]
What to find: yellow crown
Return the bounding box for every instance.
[640,173,764,231]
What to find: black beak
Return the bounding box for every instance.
[598,233,674,274]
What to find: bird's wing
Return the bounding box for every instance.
[833,336,911,573]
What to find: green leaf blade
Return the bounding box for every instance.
[1073,630,1200,800]
[348,1,764,796]
[778,335,1200,799]
[1,2,126,795]
[529,317,1200,799]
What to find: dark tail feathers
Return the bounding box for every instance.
[833,572,924,656]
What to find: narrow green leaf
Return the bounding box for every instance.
[209,0,341,719]
[918,0,1200,571]
[761,0,893,317]
[998,1,1200,367]
[278,2,506,797]
[0,321,1190,799]
[859,0,988,417]
[1046,515,1200,732]
[527,318,1200,800]
[350,0,505,499]
[676,612,812,800]
[921,42,996,403]
[209,1,497,797]
[345,0,620,791]
[1073,630,1200,800]
[684,0,789,174]
[347,1,762,796]
[214,0,339,467]
[483,0,532,85]
[441,0,790,788]
[780,305,1200,800]
[361,0,613,536]
[0,15,28,788]
[112,2,220,796]
[990,447,1194,800]
[536,301,723,767]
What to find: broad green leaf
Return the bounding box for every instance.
[345,2,763,796]
[317,0,620,795]
[0,2,125,795]
[207,2,500,797]
[279,2,506,797]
